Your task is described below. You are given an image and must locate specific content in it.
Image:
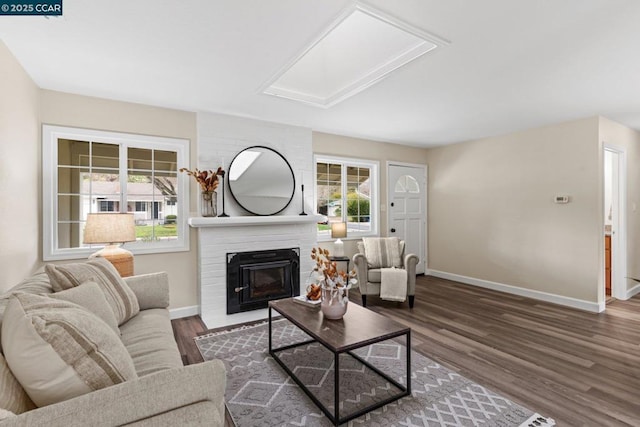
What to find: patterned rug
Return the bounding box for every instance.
[195,320,554,427]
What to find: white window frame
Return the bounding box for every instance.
[43,125,190,261]
[314,154,379,241]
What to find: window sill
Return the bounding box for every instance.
[43,243,190,261]
[316,233,379,243]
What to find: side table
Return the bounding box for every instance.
[329,255,350,273]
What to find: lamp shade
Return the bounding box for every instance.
[83,213,136,244]
[331,222,347,239]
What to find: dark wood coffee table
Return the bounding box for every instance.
[268,299,411,426]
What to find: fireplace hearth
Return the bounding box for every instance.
[226,248,300,314]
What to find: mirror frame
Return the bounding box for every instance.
[227,145,296,216]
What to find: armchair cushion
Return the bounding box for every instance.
[362,237,403,268]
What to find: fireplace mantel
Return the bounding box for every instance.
[188,215,322,228]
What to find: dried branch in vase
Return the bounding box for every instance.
[310,247,357,289]
[179,167,223,193]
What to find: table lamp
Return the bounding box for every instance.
[331,222,347,257]
[83,213,136,277]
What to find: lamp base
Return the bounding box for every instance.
[89,244,134,277]
[333,239,344,257]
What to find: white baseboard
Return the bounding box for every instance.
[626,283,640,299]
[428,270,603,313]
[169,305,199,319]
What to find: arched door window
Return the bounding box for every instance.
[394,175,420,193]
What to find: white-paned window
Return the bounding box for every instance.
[43,125,190,260]
[314,155,379,240]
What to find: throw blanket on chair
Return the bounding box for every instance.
[380,267,408,302]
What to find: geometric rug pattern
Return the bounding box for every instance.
[195,319,555,427]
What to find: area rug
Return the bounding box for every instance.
[195,320,554,427]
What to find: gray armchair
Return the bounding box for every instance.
[353,239,419,308]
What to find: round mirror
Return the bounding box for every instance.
[228,146,295,215]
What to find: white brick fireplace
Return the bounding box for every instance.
[192,113,317,328]
[189,216,318,327]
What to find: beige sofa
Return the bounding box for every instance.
[0,270,226,426]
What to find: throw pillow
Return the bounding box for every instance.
[362,237,403,268]
[1,293,137,407]
[45,258,140,325]
[0,271,53,355]
[48,281,120,334]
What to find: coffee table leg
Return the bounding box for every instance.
[268,306,272,352]
[334,352,339,425]
[407,329,411,394]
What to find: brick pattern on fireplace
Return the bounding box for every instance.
[197,222,316,328]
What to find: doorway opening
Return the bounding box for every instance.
[603,145,626,306]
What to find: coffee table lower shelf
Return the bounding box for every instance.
[268,307,411,426]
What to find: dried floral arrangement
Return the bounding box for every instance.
[308,247,357,298]
[179,167,223,193]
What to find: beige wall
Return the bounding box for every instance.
[0,42,40,292]
[312,132,429,260]
[426,117,602,303]
[599,116,640,293]
[39,91,199,309]
[4,39,633,312]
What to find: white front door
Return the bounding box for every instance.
[388,163,426,274]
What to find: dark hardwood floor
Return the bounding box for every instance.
[171,275,640,426]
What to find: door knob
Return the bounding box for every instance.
[390,228,396,233]
[391,202,394,207]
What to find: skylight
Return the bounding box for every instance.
[262,3,448,108]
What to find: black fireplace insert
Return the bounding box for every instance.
[226,248,300,314]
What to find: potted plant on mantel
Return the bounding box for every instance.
[180,167,223,217]
[309,247,357,320]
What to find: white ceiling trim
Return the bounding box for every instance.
[259,1,450,109]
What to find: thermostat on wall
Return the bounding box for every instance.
[554,195,569,204]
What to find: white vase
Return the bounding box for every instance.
[320,285,349,320]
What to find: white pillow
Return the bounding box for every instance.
[1,293,137,407]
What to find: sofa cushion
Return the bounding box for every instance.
[49,281,120,334]
[0,353,35,414]
[1,293,137,407]
[119,308,183,377]
[0,408,16,421]
[362,237,403,268]
[45,258,140,325]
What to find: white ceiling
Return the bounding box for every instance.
[2,0,640,147]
